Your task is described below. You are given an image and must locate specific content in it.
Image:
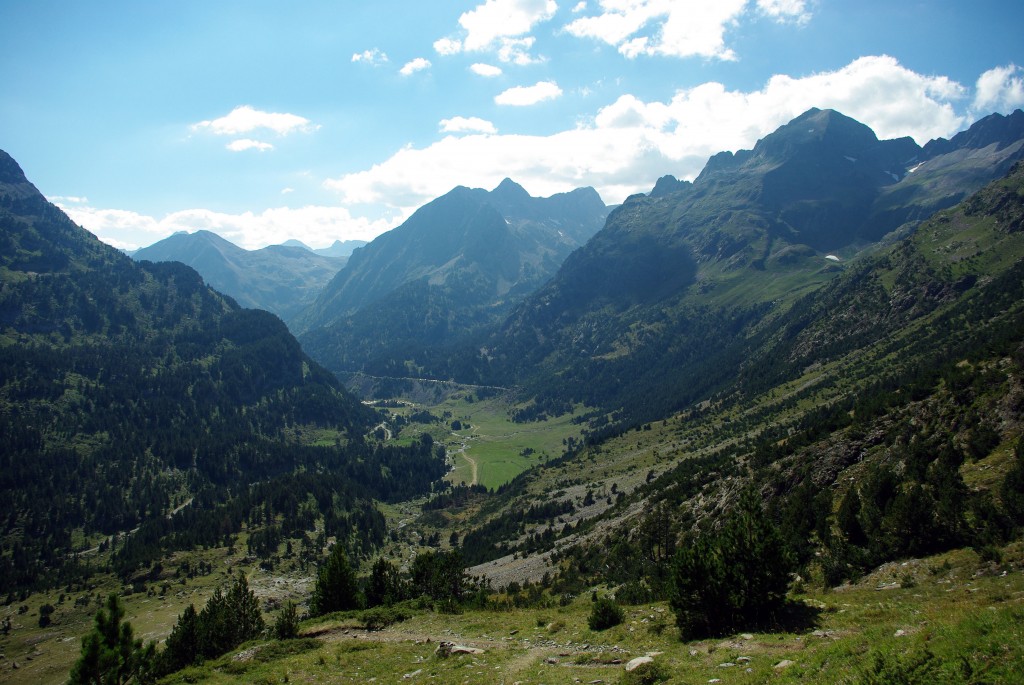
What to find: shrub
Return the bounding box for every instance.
[360,606,410,631]
[274,601,300,640]
[587,597,624,631]
[622,659,671,685]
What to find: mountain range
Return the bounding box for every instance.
[4,106,1024,683]
[442,108,1024,425]
[132,231,359,322]
[294,178,608,377]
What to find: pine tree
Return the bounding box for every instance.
[310,543,361,615]
[1001,439,1024,525]
[68,593,156,685]
[366,558,404,607]
[837,487,867,546]
[274,601,300,640]
[225,573,264,645]
[159,604,200,674]
[197,588,231,659]
[670,486,794,639]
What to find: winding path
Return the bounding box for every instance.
[449,427,480,486]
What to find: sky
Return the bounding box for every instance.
[2,1,1023,251]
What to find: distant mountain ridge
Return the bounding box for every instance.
[133,230,347,321]
[295,179,607,376]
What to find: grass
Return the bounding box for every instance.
[19,543,1019,685]
[385,390,587,490]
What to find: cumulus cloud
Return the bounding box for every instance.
[192,106,318,137]
[60,203,393,251]
[399,57,432,76]
[435,0,555,63]
[495,80,563,105]
[458,0,558,51]
[565,0,810,60]
[470,62,503,77]
[440,116,498,134]
[226,139,274,152]
[973,64,1024,114]
[352,48,389,65]
[434,37,463,55]
[496,36,544,64]
[322,56,969,217]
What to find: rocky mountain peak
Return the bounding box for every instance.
[0,150,30,185]
[490,177,531,203]
[923,108,1024,158]
[750,108,881,163]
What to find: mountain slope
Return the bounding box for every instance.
[0,149,445,591]
[296,179,607,376]
[133,230,346,322]
[482,109,1024,426]
[449,160,1024,604]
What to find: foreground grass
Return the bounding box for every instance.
[4,543,1022,684]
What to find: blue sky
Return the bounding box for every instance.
[2,0,1023,250]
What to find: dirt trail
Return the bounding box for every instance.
[449,426,480,486]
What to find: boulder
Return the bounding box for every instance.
[624,655,654,672]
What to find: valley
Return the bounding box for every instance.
[3,106,1024,684]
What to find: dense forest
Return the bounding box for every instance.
[0,150,448,594]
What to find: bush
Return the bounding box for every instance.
[274,601,300,640]
[587,597,624,631]
[360,606,410,631]
[622,659,671,685]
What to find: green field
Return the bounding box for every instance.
[384,389,588,490]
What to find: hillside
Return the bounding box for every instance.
[5,118,1024,685]
[466,159,1024,580]
[6,159,1023,685]
[479,109,1024,427]
[295,180,607,377]
[133,231,347,322]
[0,149,446,594]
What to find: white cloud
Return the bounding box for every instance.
[470,62,503,77]
[495,80,563,105]
[322,56,969,218]
[437,0,555,62]
[281,187,295,195]
[226,139,274,152]
[60,203,393,251]
[973,64,1024,114]
[49,195,89,204]
[756,0,812,24]
[440,116,498,134]
[434,37,463,55]
[572,1,587,12]
[496,36,544,64]
[192,106,318,137]
[399,57,432,76]
[564,0,812,60]
[352,48,389,65]
[458,0,558,51]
